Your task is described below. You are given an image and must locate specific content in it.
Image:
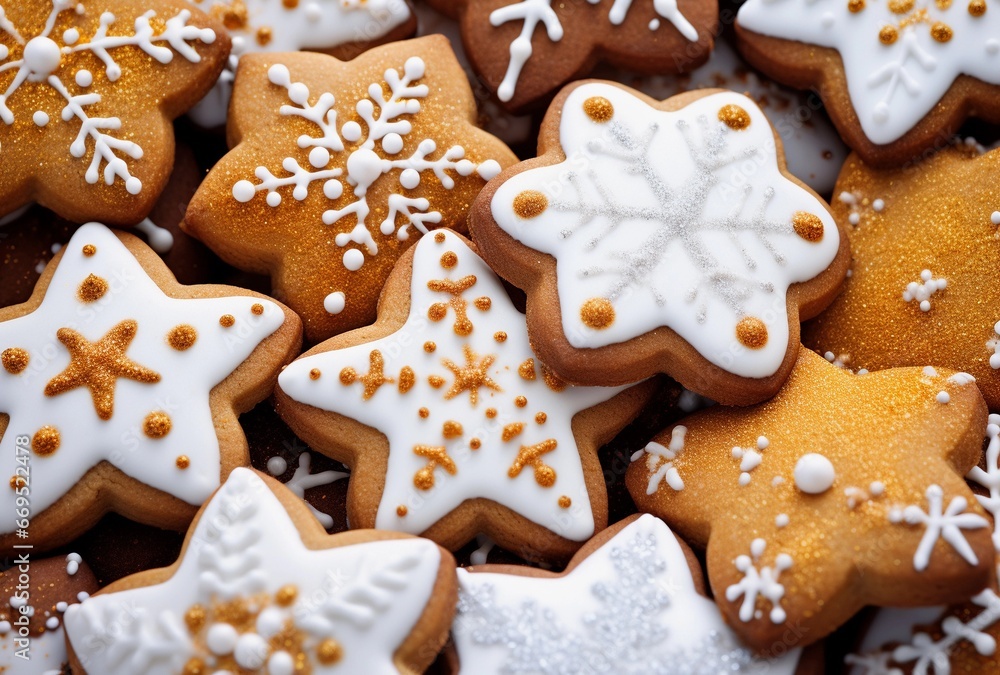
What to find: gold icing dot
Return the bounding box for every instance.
[474,296,492,311]
[428,375,445,388]
[399,366,415,393]
[442,420,463,438]
[32,426,60,456]
[486,408,497,418]
[969,0,987,15]
[428,303,448,321]
[418,407,430,418]
[930,21,953,41]
[77,274,108,303]
[317,638,343,665]
[256,26,272,46]
[470,438,481,450]
[9,476,24,490]
[167,324,197,351]
[424,341,436,353]
[251,303,264,315]
[583,96,614,122]
[2,348,29,375]
[434,232,446,243]
[494,331,508,342]
[309,368,321,380]
[414,467,435,490]
[717,104,751,131]
[340,367,357,385]
[397,505,408,517]
[440,251,458,268]
[512,190,548,219]
[514,396,528,408]
[736,317,769,350]
[518,358,536,380]
[276,585,298,606]
[184,605,206,633]
[848,0,865,11]
[219,314,235,327]
[879,25,899,44]
[176,455,190,469]
[889,0,914,11]
[282,0,299,7]
[143,411,172,439]
[558,496,572,508]
[936,0,953,7]
[536,412,547,424]
[81,244,96,257]
[535,465,556,487]
[580,298,615,329]
[792,211,825,242]
[182,657,206,675]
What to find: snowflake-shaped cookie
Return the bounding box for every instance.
[472,82,848,404]
[63,467,455,675]
[737,0,1000,163]
[453,514,804,674]
[0,0,228,224]
[627,347,994,651]
[186,0,415,128]
[0,223,300,554]
[185,36,517,343]
[275,229,653,561]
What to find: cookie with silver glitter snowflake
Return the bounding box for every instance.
[184,36,518,343]
[428,0,717,112]
[470,82,849,404]
[627,347,994,651]
[0,0,229,225]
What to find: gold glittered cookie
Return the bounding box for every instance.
[184,36,519,344]
[804,145,1000,410]
[0,0,229,225]
[627,347,994,651]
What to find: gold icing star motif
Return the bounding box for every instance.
[442,345,501,405]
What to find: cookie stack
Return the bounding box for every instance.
[1,1,998,673]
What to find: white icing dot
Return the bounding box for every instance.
[477,160,502,181]
[233,180,255,202]
[32,110,49,127]
[9,596,26,609]
[343,249,364,271]
[207,623,239,655]
[256,608,285,638]
[869,481,885,497]
[76,591,89,602]
[323,179,343,200]
[738,472,751,486]
[848,212,860,225]
[772,476,784,486]
[0,621,10,634]
[45,616,59,630]
[0,45,7,60]
[55,602,68,612]
[775,513,789,528]
[23,36,62,76]
[382,133,404,155]
[125,177,142,195]
[649,18,661,29]
[308,146,330,169]
[288,82,309,105]
[63,28,79,44]
[75,69,92,88]
[756,436,769,450]
[793,453,835,494]
[323,291,346,315]
[922,366,938,377]
[992,211,1000,226]
[66,552,82,576]
[404,56,425,80]
[269,651,295,675]
[936,391,951,404]
[872,199,885,212]
[341,121,362,142]
[234,633,270,669]
[266,191,282,207]
[400,168,421,190]
[266,456,287,476]
[267,64,290,87]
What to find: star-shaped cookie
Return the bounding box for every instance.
[452,513,809,673]
[432,0,718,112]
[627,347,995,650]
[470,82,849,405]
[0,222,301,554]
[0,0,229,224]
[184,36,518,343]
[804,146,1000,410]
[737,0,1000,165]
[275,228,654,562]
[64,467,456,675]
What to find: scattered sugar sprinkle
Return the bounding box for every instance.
[66,552,82,576]
[902,270,946,312]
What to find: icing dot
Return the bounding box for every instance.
[889,0,914,11]
[937,391,951,403]
[536,412,547,424]
[23,36,61,77]
[513,190,548,219]
[167,324,197,351]
[434,232,446,243]
[82,244,96,256]
[77,273,108,302]
[125,177,142,195]
[514,396,528,408]
[75,69,92,87]
[323,291,346,315]
[267,456,287,475]
[343,249,364,271]
[9,476,24,490]
[340,367,357,385]
[268,652,295,675]
[308,146,330,169]
[792,212,824,242]
[32,426,60,456]
[418,407,430,418]
[440,251,458,268]
[184,605,206,632]
[233,180,255,202]
[969,0,987,14]
[428,375,445,388]
[342,121,362,142]
[428,303,447,321]
[32,110,49,127]
[207,623,238,655]
[424,341,436,353]
[776,513,790,527]
[266,191,282,207]
[992,211,1000,225]
[399,367,415,393]
[736,317,768,349]
[251,303,264,316]
[176,455,190,469]
[317,638,343,665]
[475,296,492,311]
[873,198,886,212]
[235,633,269,669]
[583,96,615,123]
[718,104,751,131]
[256,26,272,46]
[397,505,408,517]
[400,168,420,189]
[309,368,321,380]
[220,314,236,327]
[649,18,660,29]
[324,179,343,199]
[879,25,898,45]
[848,0,865,11]
[63,28,80,44]
[494,331,507,342]
[930,21,953,42]
[382,132,404,154]
[793,453,836,494]
[275,585,297,606]
[143,411,172,439]
[580,298,615,329]
[470,438,481,450]
[442,420,463,438]
[558,495,572,508]
[486,408,498,418]
[2,348,29,375]
[518,358,536,380]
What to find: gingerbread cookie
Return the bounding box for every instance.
[803,145,1000,410]
[64,467,457,675]
[187,0,417,129]
[0,0,230,225]
[275,229,655,562]
[736,0,1000,166]
[0,553,98,674]
[470,82,850,405]
[627,347,994,650]
[0,222,301,554]
[433,0,718,112]
[453,514,813,672]
[184,36,518,343]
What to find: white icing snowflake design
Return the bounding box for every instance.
[63,468,444,674]
[631,425,686,494]
[267,450,348,529]
[0,0,216,193]
[889,484,989,572]
[738,0,1000,144]
[490,84,841,378]
[453,515,801,674]
[232,56,501,280]
[489,0,698,102]
[725,537,792,624]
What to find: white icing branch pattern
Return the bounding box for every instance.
[889,484,988,572]
[270,451,348,529]
[725,537,792,624]
[631,425,686,494]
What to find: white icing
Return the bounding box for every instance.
[453,515,801,674]
[133,218,174,254]
[0,223,284,527]
[64,468,443,674]
[272,451,348,529]
[278,229,625,542]
[889,484,989,571]
[738,0,1000,145]
[630,425,686,493]
[902,269,946,312]
[323,291,346,315]
[490,85,841,378]
[0,626,66,674]
[187,0,413,128]
[470,535,495,565]
[0,1,215,193]
[726,537,792,624]
[66,552,81,576]
[793,452,835,494]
